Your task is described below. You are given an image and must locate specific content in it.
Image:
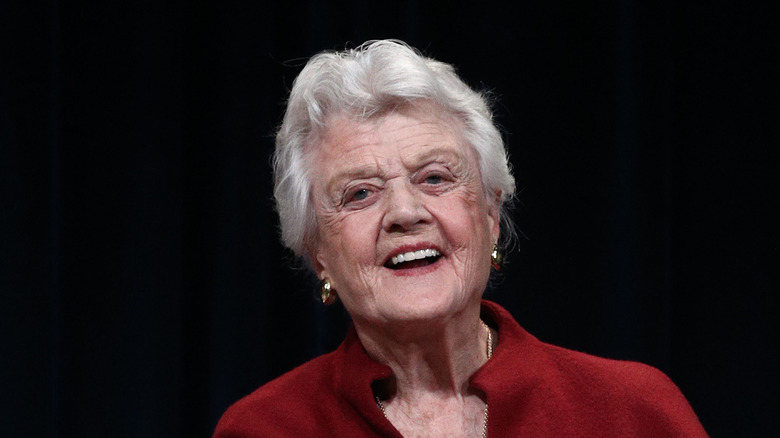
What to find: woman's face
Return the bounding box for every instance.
[308,107,500,327]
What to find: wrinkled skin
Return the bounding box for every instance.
[308,105,500,334]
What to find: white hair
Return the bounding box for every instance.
[273,39,516,258]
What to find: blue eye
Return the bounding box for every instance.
[352,188,370,201]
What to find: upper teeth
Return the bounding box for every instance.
[391,249,440,265]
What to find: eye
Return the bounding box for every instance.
[424,174,444,185]
[417,167,455,195]
[344,186,375,206]
[352,188,370,201]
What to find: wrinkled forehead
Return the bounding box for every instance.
[313,101,467,154]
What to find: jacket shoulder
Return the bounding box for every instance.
[213,352,338,437]
[540,343,708,436]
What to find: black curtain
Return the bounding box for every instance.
[2,1,777,436]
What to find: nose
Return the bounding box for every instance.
[381,180,432,233]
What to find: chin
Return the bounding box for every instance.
[376,287,474,323]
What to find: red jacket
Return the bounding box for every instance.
[215,300,708,437]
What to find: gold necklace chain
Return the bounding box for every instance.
[480,320,492,438]
[375,320,493,437]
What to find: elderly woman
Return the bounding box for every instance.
[214,40,707,437]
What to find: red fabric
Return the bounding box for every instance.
[214,300,708,437]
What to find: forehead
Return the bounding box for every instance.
[315,107,468,167]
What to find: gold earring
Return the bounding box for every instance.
[490,244,503,271]
[320,278,337,305]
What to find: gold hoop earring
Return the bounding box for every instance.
[490,244,503,271]
[320,278,337,305]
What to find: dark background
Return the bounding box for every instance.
[2,1,777,436]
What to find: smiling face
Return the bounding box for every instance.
[308,105,500,328]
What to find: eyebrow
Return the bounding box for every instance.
[403,146,463,168]
[325,161,385,197]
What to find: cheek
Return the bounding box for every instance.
[319,210,380,272]
[437,192,493,243]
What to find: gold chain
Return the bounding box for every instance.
[375,320,493,437]
[480,320,492,438]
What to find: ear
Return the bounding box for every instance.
[307,241,328,280]
[487,190,502,244]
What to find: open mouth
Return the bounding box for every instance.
[385,248,441,270]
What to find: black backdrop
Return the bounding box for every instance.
[2,1,777,436]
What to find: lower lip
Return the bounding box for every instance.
[386,256,443,277]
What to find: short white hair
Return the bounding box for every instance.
[273,40,516,258]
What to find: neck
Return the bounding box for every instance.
[354,305,490,399]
